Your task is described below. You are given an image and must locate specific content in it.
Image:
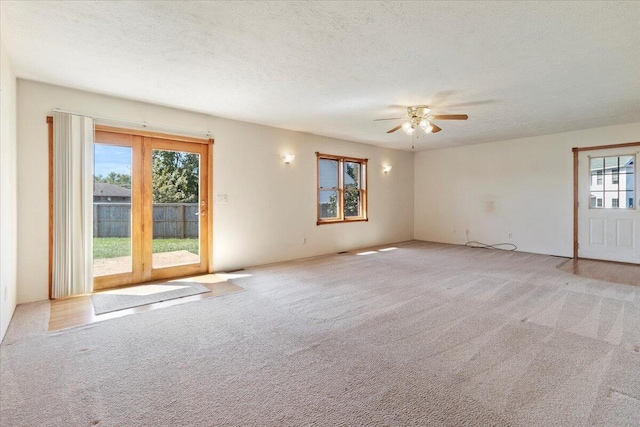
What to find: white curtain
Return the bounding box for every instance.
[52,112,94,298]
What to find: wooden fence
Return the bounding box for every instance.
[93,203,199,238]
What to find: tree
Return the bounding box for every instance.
[326,162,360,217]
[94,172,131,189]
[152,151,199,203]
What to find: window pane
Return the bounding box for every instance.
[623,171,635,192]
[344,162,360,189]
[152,149,200,269]
[606,178,619,191]
[319,159,338,189]
[93,144,133,277]
[620,155,634,169]
[611,168,619,185]
[590,158,604,174]
[622,191,634,208]
[319,190,339,218]
[603,192,618,208]
[603,156,619,173]
[344,190,361,217]
[591,170,603,189]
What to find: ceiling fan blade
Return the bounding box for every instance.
[374,117,404,121]
[431,114,468,120]
[387,124,402,134]
[431,123,442,133]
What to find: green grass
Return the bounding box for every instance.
[152,238,199,256]
[93,237,198,259]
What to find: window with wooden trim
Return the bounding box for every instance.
[316,153,368,224]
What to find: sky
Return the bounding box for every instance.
[94,144,131,177]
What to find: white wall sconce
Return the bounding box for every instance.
[383,165,392,174]
[282,153,296,164]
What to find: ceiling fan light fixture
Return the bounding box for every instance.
[375,104,467,137]
[402,122,416,134]
[419,119,433,133]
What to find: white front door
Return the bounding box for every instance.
[578,147,639,264]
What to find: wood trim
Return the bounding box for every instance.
[573,148,579,259]
[572,141,640,152]
[147,138,209,281]
[132,135,145,284]
[93,272,136,291]
[317,218,369,226]
[95,130,136,145]
[95,124,211,144]
[91,131,140,287]
[316,151,369,163]
[141,137,154,282]
[48,116,53,299]
[363,162,369,220]
[339,159,344,221]
[572,140,640,261]
[208,141,214,273]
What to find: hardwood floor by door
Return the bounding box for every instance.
[558,258,640,287]
[48,274,243,331]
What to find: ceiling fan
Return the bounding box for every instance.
[374,105,468,135]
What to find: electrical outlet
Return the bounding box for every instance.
[508,232,513,238]
[303,237,307,244]
[465,229,470,236]
[453,228,456,234]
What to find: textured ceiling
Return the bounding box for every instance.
[1,1,639,151]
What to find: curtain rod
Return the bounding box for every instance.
[53,108,212,138]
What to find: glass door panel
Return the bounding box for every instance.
[91,129,209,290]
[93,143,133,277]
[151,149,201,269]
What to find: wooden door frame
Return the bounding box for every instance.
[91,131,144,290]
[48,117,215,298]
[144,137,211,283]
[572,141,640,260]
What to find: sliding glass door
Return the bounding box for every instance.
[93,129,210,290]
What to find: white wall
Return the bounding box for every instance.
[414,122,640,257]
[0,40,18,341]
[17,80,414,304]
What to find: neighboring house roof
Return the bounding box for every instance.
[94,182,131,198]
[590,156,634,171]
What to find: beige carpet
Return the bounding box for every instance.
[1,241,639,426]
